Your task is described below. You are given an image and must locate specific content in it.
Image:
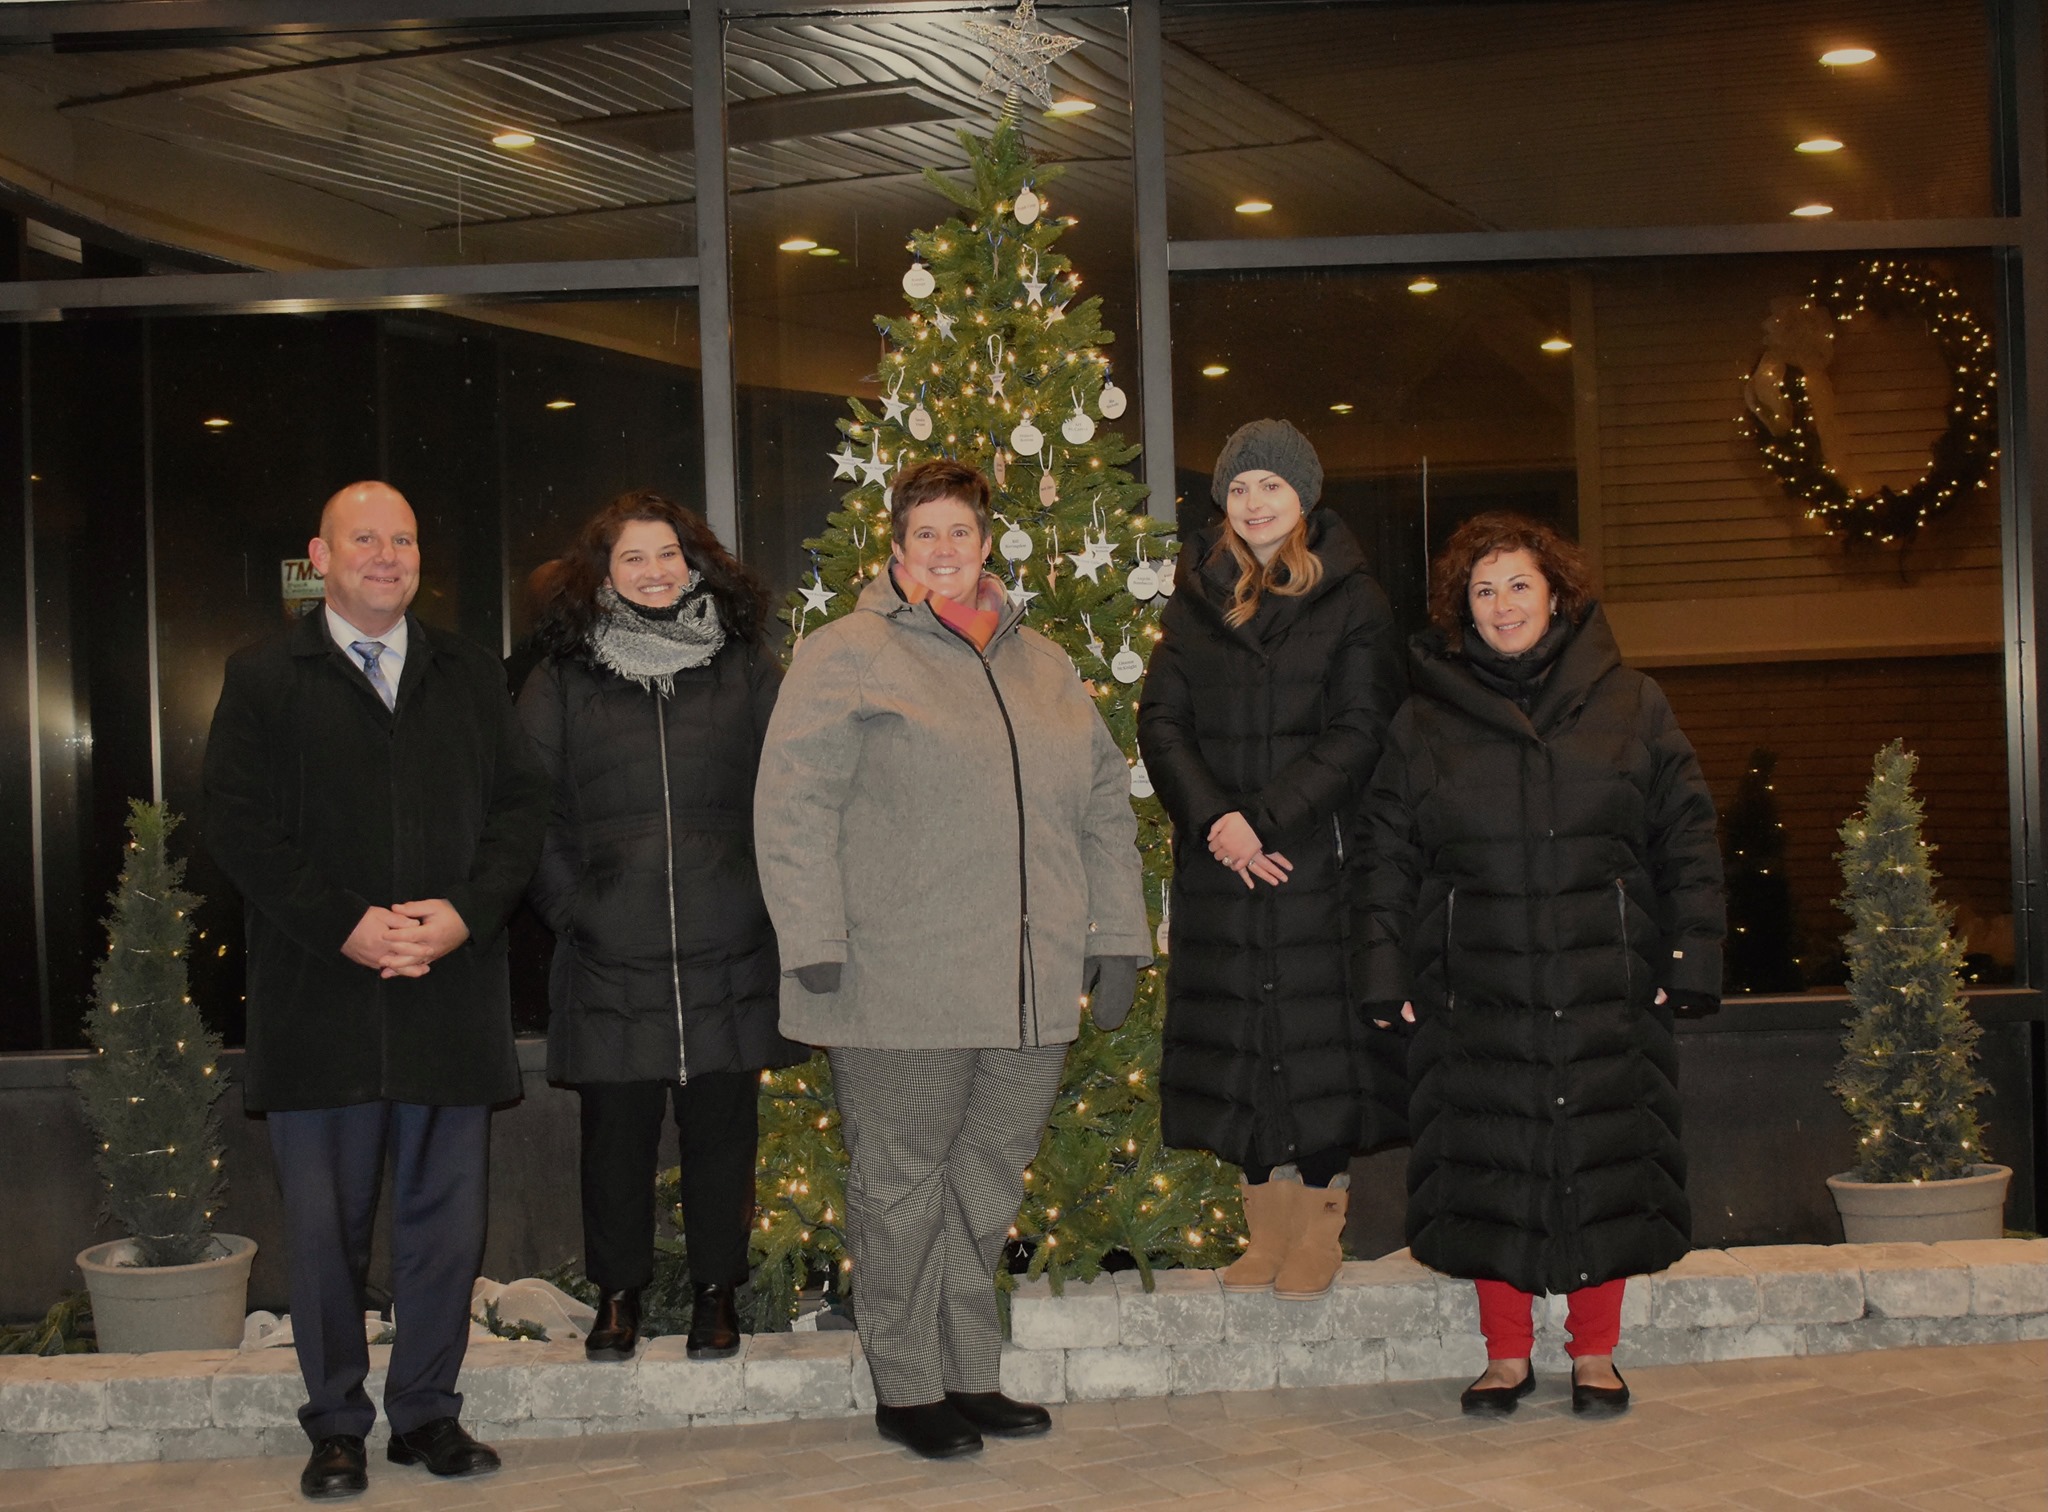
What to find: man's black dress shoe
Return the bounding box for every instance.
[386,1417,502,1477]
[299,1434,367,1500]
[1459,1366,1538,1415]
[686,1281,742,1360]
[1571,1364,1631,1416]
[943,1389,1052,1437]
[585,1288,642,1361]
[874,1401,983,1459]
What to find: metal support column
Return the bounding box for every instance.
[1130,0,1175,526]
[692,0,740,550]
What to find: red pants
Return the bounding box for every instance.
[1474,1278,1626,1359]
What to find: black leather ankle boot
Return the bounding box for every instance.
[686,1281,741,1359]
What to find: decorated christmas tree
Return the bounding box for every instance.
[747,106,1242,1324]
[71,802,228,1267]
[1831,741,1990,1182]
[1722,748,1802,994]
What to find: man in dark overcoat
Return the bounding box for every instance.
[203,481,548,1500]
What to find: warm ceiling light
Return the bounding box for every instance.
[1791,202,1835,217]
[1407,277,1439,294]
[779,237,819,253]
[1235,199,1274,215]
[1045,98,1096,117]
[1540,337,1574,353]
[1200,363,1229,377]
[1820,47,1877,66]
[1329,403,1355,414]
[491,130,537,149]
[545,399,576,411]
[807,246,839,257]
[1797,137,1845,154]
[202,417,231,429]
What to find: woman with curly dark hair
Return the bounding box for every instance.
[1362,511,1724,1418]
[518,490,804,1364]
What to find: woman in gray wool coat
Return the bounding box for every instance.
[754,459,1150,1461]
[518,491,805,1366]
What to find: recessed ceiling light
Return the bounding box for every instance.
[1820,47,1877,66]
[491,130,537,149]
[1540,337,1574,354]
[807,246,839,257]
[1797,137,1845,154]
[1791,202,1835,217]
[545,399,576,411]
[779,237,819,253]
[1235,199,1274,215]
[1329,403,1354,414]
[202,416,232,429]
[1045,98,1096,117]
[1407,277,1439,295]
[1200,363,1229,377]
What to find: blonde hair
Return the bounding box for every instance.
[1213,516,1323,628]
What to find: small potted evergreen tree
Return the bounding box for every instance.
[72,802,255,1350]
[1826,741,2010,1240]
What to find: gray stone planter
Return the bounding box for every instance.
[1827,1163,2011,1243]
[77,1234,257,1353]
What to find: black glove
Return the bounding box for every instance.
[1666,988,1720,1019]
[793,961,842,995]
[1084,956,1142,1031]
[1361,1000,1416,1036]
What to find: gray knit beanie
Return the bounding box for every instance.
[1210,418,1323,510]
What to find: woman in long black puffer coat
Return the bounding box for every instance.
[1362,511,1723,1419]
[518,490,805,1364]
[1138,419,1407,1301]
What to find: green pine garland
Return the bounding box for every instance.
[72,802,229,1268]
[1831,741,1990,1182]
[748,118,1242,1323]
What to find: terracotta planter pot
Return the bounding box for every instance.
[1826,1163,2011,1244]
[76,1233,257,1353]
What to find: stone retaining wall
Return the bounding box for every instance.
[4,1240,2043,1468]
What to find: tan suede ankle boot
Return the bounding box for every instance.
[1219,1173,1304,1292]
[1273,1173,1349,1299]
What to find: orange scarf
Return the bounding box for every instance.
[892,566,1007,652]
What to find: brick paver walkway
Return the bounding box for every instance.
[3,1343,2040,1511]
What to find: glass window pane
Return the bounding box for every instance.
[0,26,694,270]
[1172,252,2009,992]
[726,6,1139,604]
[1163,0,1994,238]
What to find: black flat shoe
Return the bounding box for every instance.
[386,1417,501,1477]
[875,1401,983,1459]
[944,1389,1052,1437]
[1460,1366,1538,1415]
[1571,1364,1631,1416]
[686,1281,742,1359]
[299,1434,367,1500]
[584,1288,642,1361]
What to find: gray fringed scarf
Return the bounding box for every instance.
[590,582,727,695]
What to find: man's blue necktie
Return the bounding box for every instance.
[349,640,396,711]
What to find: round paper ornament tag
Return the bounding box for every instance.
[1126,563,1160,600]
[1156,557,1178,597]
[1014,187,1042,225]
[993,449,1008,486]
[907,405,933,441]
[999,527,1034,562]
[1009,420,1044,457]
[1111,646,1145,684]
[1098,382,1128,419]
[1062,409,1097,445]
[1039,469,1058,505]
[1129,759,1154,799]
[902,262,935,299]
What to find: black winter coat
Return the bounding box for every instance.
[203,610,549,1112]
[517,633,805,1085]
[1362,606,1724,1294]
[1137,513,1408,1168]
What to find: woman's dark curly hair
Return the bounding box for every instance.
[1427,511,1595,651]
[530,489,769,655]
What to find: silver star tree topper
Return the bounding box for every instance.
[963,0,1082,109]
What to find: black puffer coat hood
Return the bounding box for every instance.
[1138,512,1409,1168]
[1362,606,1724,1293]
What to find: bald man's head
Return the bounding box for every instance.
[309,481,420,636]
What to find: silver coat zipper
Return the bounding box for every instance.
[655,696,688,1086]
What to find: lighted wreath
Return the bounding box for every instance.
[1742,259,1998,544]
